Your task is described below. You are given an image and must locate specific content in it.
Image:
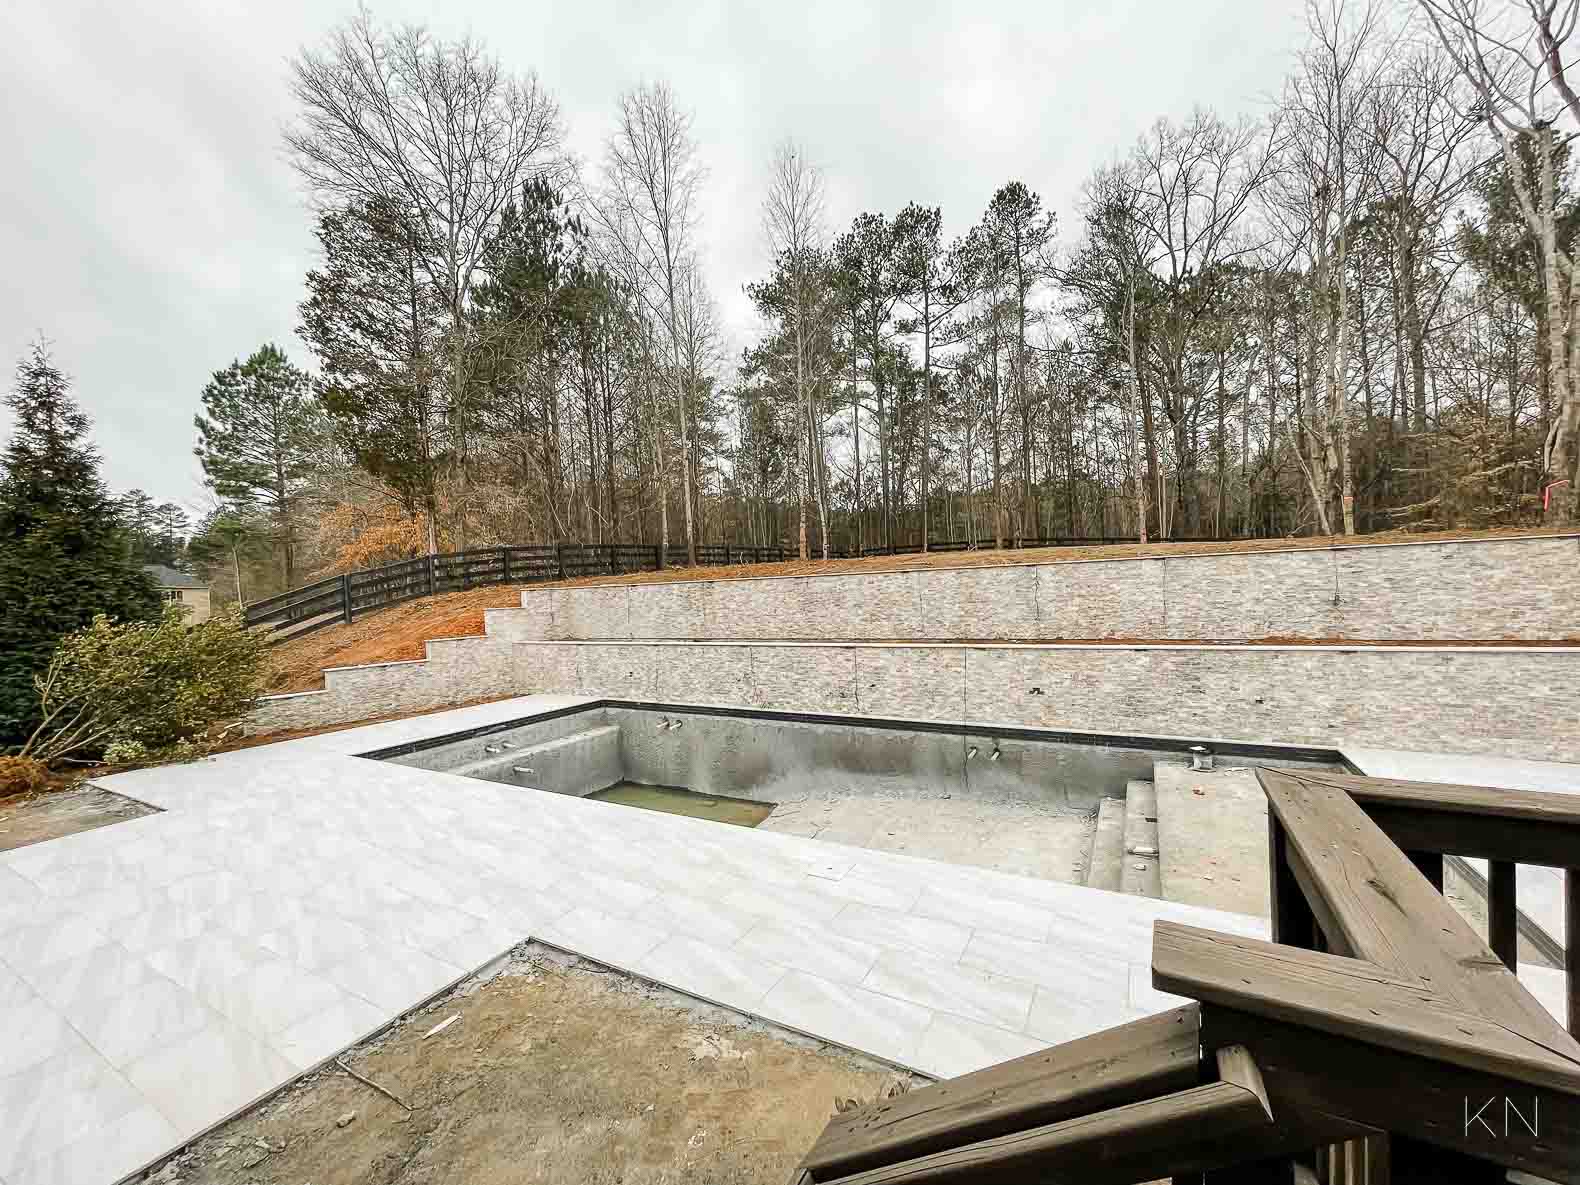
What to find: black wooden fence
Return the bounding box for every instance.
[244,542,794,639]
[244,534,1232,640]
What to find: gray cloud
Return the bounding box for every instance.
[1,0,1303,516]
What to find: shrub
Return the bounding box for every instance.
[18,604,267,763]
[0,755,50,797]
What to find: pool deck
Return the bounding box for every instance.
[0,697,1566,1185]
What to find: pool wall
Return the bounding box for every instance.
[376,703,1341,809]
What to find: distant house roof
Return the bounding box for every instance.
[143,564,207,589]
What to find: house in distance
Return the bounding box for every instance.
[142,563,211,624]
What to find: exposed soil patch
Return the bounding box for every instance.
[264,526,1572,694]
[263,587,529,694]
[0,782,158,851]
[144,947,918,1185]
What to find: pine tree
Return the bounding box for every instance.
[195,343,322,587]
[0,342,160,745]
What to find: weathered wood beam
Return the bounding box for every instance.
[815,1080,1274,1185]
[801,1006,1200,1179]
[1200,1006,1578,1183]
[1360,804,1580,869]
[1153,923,1580,1092]
[1256,769,1574,1058]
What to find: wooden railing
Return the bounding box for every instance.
[794,767,1580,1184]
[243,541,794,639]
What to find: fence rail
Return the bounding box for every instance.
[243,534,1233,638]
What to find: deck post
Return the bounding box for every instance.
[1487,860,1517,970]
[1269,816,1316,949]
[1405,850,1443,892]
[1568,868,1578,1036]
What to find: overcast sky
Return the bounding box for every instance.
[2,0,1307,517]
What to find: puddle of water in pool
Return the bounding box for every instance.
[588,782,774,828]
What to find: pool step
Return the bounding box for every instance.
[1084,797,1126,891]
[1120,779,1162,899]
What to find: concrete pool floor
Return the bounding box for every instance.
[757,789,1095,881]
[11,694,1563,1185]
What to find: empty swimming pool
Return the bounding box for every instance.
[365,702,1340,880]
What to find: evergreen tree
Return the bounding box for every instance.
[299,199,451,555]
[0,342,159,745]
[194,343,322,587]
[118,489,189,567]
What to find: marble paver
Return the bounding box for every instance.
[1,694,1270,1185]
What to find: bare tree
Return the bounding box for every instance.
[1369,47,1480,429]
[1419,0,1580,523]
[1267,0,1387,535]
[1129,109,1273,534]
[286,10,563,550]
[589,82,707,563]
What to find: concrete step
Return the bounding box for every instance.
[1085,797,1126,892]
[1120,779,1162,898]
[1152,761,1269,918]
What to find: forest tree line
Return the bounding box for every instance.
[164,0,1580,602]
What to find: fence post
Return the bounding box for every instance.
[655,542,664,571]
[427,554,436,598]
[340,573,353,625]
[501,546,511,585]
[556,544,567,582]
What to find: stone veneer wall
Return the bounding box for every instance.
[250,636,520,734]
[250,636,1580,762]
[488,534,1580,644]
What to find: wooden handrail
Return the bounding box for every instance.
[1260,769,1574,1055]
[1154,923,1580,1092]
[801,1006,1200,1179]
[808,1078,1274,1185]
[799,764,1580,1183]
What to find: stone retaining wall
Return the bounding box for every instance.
[486,534,1580,644]
[250,636,1580,762]
[250,636,519,734]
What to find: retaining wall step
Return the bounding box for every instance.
[1120,779,1162,899]
[1085,798,1127,892]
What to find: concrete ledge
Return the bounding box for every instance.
[250,636,1579,762]
[487,533,1580,645]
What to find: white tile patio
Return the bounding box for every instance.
[2,694,1271,1185]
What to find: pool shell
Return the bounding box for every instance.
[371,701,1343,818]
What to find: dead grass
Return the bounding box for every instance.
[263,525,1570,694]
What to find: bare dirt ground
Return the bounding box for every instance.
[263,525,1569,693]
[0,782,157,851]
[143,946,919,1185]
